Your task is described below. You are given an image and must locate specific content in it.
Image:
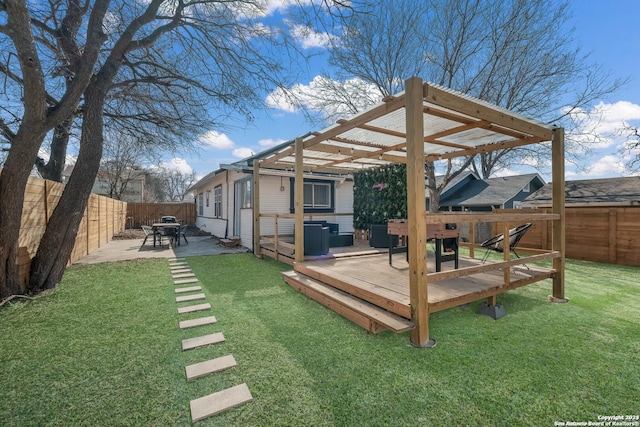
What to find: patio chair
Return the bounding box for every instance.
[177,224,188,245]
[141,225,160,246]
[480,223,532,264]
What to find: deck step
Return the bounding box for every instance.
[176,293,206,303]
[190,383,253,422]
[182,332,225,351]
[185,354,237,381]
[282,271,414,334]
[179,315,217,329]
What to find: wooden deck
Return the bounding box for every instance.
[283,250,556,334]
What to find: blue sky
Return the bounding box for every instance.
[164,0,640,183]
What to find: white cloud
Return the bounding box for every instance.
[160,158,193,175]
[566,101,640,148]
[198,131,236,149]
[232,147,254,158]
[290,24,332,49]
[258,138,287,147]
[266,75,383,122]
[583,155,626,178]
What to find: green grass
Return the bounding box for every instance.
[1,254,638,426]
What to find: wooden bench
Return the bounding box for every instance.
[282,271,414,335]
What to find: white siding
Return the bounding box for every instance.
[240,208,253,248]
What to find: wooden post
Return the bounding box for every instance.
[469,222,475,258]
[608,209,617,264]
[551,127,567,302]
[253,160,262,258]
[274,215,279,261]
[294,138,304,263]
[406,77,434,348]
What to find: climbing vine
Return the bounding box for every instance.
[353,164,407,230]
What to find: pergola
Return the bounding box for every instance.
[252,77,566,347]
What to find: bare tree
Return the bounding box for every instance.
[1,0,335,297]
[98,134,151,200]
[162,169,198,202]
[620,125,640,172]
[300,0,625,210]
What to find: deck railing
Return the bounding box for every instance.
[258,212,354,264]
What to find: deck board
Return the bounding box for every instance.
[293,252,554,319]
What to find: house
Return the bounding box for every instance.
[62,164,145,202]
[187,139,355,249]
[522,176,640,207]
[425,171,478,211]
[438,173,545,211]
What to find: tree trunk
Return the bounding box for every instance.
[0,128,49,298]
[28,87,106,292]
[37,117,74,182]
[425,160,440,213]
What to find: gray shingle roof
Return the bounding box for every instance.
[523,176,640,206]
[440,173,543,207]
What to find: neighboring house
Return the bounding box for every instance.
[188,139,355,249]
[522,176,640,207]
[62,165,145,202]
[425,171,479,211]
[438,173,545,211]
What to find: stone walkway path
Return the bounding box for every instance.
[169,257,253,422]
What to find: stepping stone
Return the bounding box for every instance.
[171,268,192,274]
[182,332,225,351]
[176,293,206,303]
[173,273,196,279]
[174,278,199,285]
[185,354,237,381]
[179,316,217,330]
[178,303,211,314]
[175,286,202,294]
[170,265,190,270]
[168,258,186,262]
[190,383,253,422]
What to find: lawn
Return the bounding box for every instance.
[0,253,638,426]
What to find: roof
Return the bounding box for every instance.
[523,176,640,207]
[440,173,544,207]
[257,80,554,174]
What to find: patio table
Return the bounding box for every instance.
[151,223,181,247]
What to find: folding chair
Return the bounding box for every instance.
[480,223,532,264]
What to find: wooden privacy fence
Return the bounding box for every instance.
[17,173,127,291]
[126,202,196,228]
[494,207,640,267]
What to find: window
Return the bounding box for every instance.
[214,185,222,218]
[205,191,210,207]
[289,178,335,213]
[198,192,204,216]
[304,182,331,208]
[236,178,252,209]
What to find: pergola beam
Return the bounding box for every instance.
[423,83,553,140]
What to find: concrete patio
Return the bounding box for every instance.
[74,236,249,265]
